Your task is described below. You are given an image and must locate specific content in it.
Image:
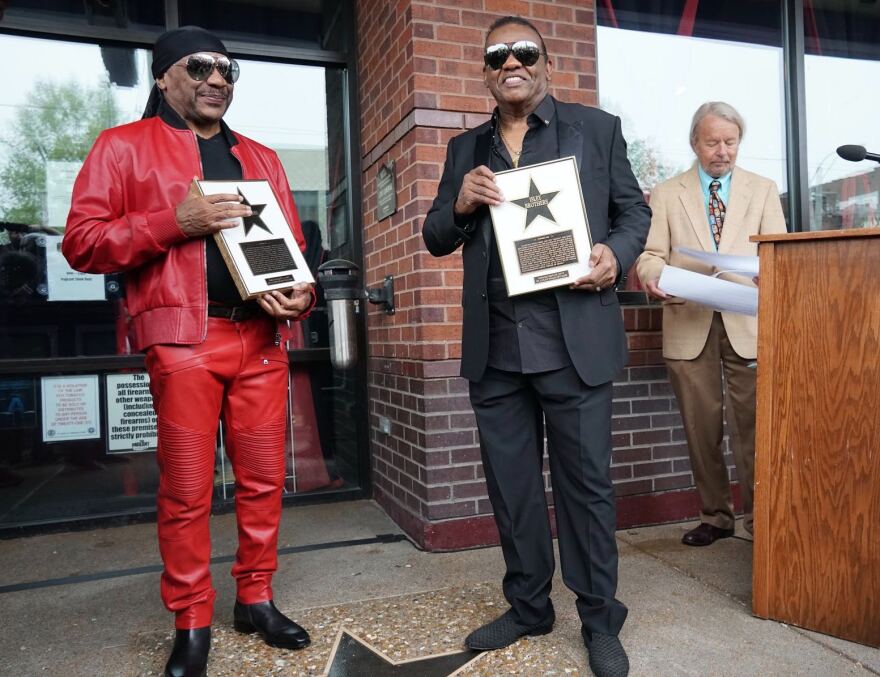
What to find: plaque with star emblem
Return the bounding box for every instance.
[488,156,593,296]
[196,179,314,300]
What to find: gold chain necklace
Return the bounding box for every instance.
[498,125,523,168]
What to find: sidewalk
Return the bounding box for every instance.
[0,500,877,676]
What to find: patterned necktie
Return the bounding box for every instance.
[708,179,726,247]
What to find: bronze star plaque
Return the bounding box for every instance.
[196,179,314,300]
[487,156,594,296]
[323,629,485,676]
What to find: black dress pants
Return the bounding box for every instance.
[469,364,628,636]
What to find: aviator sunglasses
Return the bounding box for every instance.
[175,53,240,84]
[483,40,544,70]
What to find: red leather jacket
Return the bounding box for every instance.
[63,115,309,351]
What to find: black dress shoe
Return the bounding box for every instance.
[164,627,210,677]
[233,600,310,650]
[681,522,735,546]
[582,629,629,677]
[464,605,555,651]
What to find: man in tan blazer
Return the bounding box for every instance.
[636,102,786,546]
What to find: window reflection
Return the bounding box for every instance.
[596,9,787,288]
[0,44,349,359]
[0,34,358,529]
[0,35,149,359]
[596,27,786,197]
[804,1,880,230]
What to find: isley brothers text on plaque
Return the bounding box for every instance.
[196,179,314,300]
[488,156,593,296]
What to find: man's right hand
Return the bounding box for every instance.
[645,278,672,300]
[453,165,504,217]
[176,179,252,237]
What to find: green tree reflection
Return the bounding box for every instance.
[601,98,680,191]
[0,81,118,224]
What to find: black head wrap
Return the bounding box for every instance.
[142,26,229,119]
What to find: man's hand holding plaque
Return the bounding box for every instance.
[177,178,251,237]
[257,283,313,320]
[454,165,504,216]
[570,243,618,293]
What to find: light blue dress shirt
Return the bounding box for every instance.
[697,164,731,250]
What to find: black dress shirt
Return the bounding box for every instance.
[483,95,571,374]
[157,100,247,306]
[197,133,246,305]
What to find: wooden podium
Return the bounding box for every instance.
[751,228,880,648]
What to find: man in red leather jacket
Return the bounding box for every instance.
[63,26,313,677]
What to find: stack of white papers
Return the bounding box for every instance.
[657,247,760,316]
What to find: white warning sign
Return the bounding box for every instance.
[41,375,100,442]
[106,373,157,453]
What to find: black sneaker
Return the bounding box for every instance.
[582,629,629,677]
[464,607,555,651]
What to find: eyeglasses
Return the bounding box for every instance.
[483,40,544,70]
[174,53,240,84]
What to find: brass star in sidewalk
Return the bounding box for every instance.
[323,629,485,676]
[510,178,560,228]
[237,187,270,236]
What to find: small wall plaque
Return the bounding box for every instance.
[376,161,397,221]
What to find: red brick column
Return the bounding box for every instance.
[355,1,737,550]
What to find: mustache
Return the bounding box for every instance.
[197,86,229,98]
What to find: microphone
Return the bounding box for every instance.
[836,144,880,163]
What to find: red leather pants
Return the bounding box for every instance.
[145,316,289,629]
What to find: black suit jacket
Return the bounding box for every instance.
[422,99,651,385]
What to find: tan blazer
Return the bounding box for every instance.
[636,165,787,360]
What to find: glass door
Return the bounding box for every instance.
[0,32,366,530]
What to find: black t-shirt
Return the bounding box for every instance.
[198,132,246,305]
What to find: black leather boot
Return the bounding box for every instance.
[164,627,210,677]
[233,600,310,650]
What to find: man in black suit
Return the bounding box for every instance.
[422,15,650,677]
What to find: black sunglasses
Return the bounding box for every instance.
[175,53,240,84]
[484,40,544,70]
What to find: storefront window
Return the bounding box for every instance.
[597,1,787,292]
[0,32,360,529]
[0,35,149,358]
[804,0,880,230]
[597,2,787,202]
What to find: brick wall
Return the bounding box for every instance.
[355,0,741,550]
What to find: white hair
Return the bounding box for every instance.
[689,101,745,147]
